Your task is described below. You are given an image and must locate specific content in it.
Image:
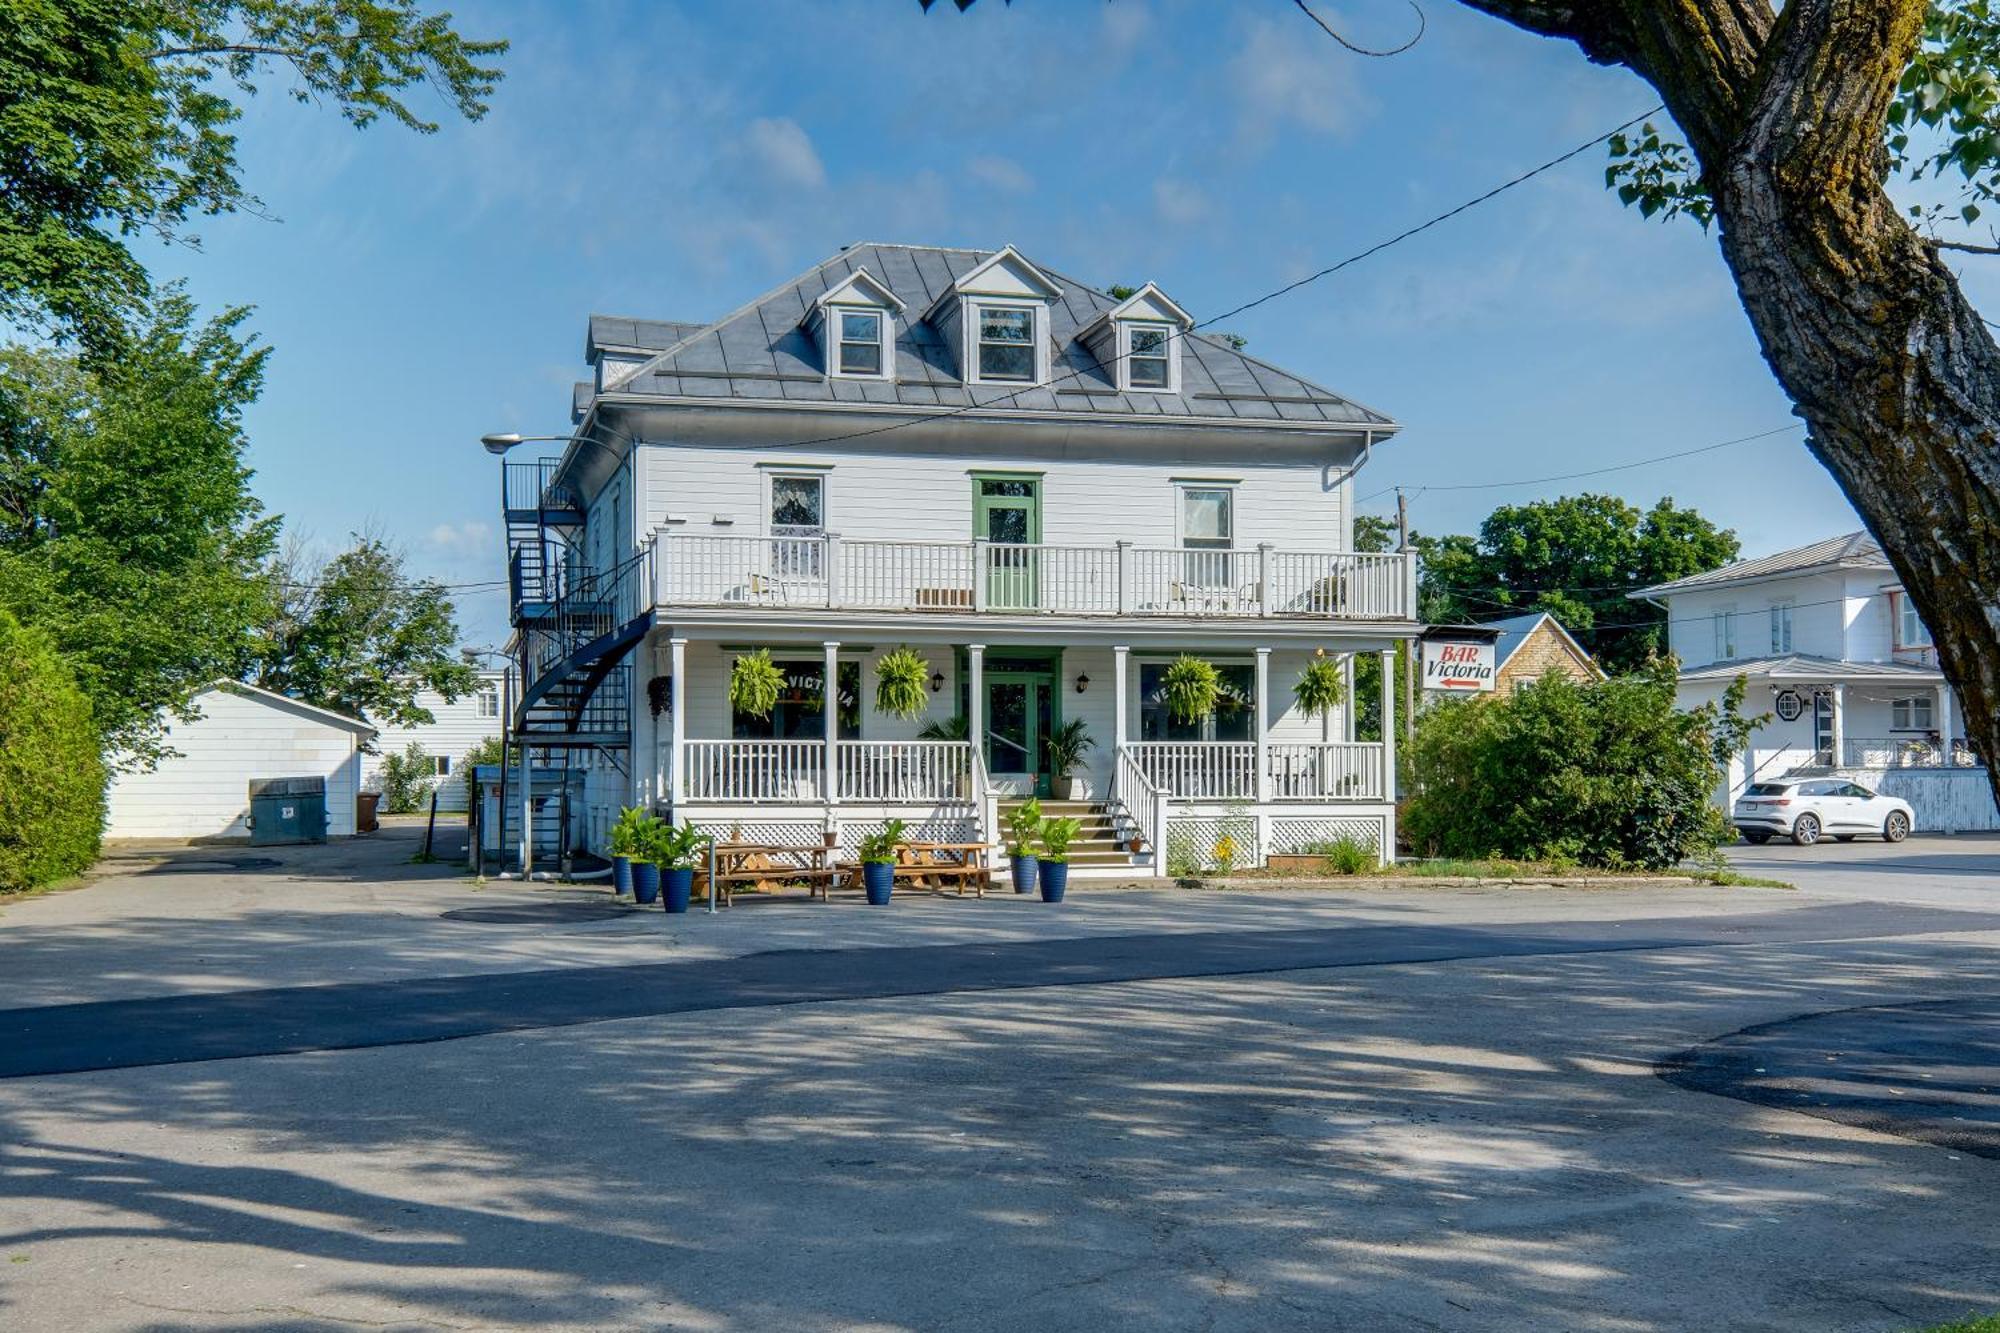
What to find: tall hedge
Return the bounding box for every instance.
[0,610,106,891]
[1400,660,1755,870]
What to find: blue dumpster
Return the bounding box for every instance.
[247,776,328,845]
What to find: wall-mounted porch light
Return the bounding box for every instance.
[1075,672,1091,694]
[930,670,946,693]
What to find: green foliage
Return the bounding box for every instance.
[1044,718,1095,781]
[1160,654,1222,723]
[917,713,969,741]
[1304,833,1375,875]
[377,741,435,814]
[858,818,908,865]
[1400,661,1758,871]
[1037,815,1083,863]
[0,610,104,892]
[873,646,931,720]
[459,735,501,811]
[1606,3,2000,243]
[0,0,507,347]
[1353,514,1398,554]
[1293,656,1346,719]
[609,805,650,859]
[729,649,786,719]
[251,534,477,730]
[643,819,704,871]
[1004,796,1042,857]
[1415,493,1739,673]
[0,296,278,765]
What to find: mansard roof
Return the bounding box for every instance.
[588,243,1396,429]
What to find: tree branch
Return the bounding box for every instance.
[144,43,306,61]
[1935,238,2000,255]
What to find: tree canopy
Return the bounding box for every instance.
[0,0,506,348]
[1415,494,1739,673]
[0,294,278,765]
[252,535,478,730]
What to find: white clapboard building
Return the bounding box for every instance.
[362,670,507,812]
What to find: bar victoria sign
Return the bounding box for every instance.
[1421,638,1496,693]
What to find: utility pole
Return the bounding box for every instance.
[1397,489,1415,747]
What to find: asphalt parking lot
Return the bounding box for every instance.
[1727,831,2000,908]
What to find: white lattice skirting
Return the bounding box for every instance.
[683,816,978,858]
[1267,816,1387,858]
[1164,815,1261,875]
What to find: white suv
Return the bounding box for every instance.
[1733,778,1915,846]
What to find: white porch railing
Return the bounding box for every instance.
[653,532,1413,621]
[834,740,973,802]
[1266,742,1386,801]
[1842,737,1987,769]
[681,739,824,802]
[1124,742,1257,800]
[1113,746,1171,860]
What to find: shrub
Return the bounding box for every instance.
[379,742,437,814]
[0,611,105,892]
[1400,660,1754,871]
[1305,833,1375,875]
[460,735,503,811]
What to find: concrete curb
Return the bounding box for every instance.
[1083,875,1709,892]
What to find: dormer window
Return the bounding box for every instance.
[1126,323,1173,389]
[836,310,884,376]
[977,305,1037,381]
[805,267,904,381]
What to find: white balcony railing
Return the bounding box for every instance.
[653,533,1414,621]
[1842,737,1986,769]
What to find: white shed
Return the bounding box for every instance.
[103,682,376,841]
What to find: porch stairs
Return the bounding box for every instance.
[998,799,1145,870]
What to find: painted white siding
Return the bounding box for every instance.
[105,687,367,840]
[1665,572,1847,668]
[363,670,507,812]
[636,442,1350,553]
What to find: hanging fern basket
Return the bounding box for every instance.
[1293,657,1345,719]
[874,647,932,721]
[1161,655,1222,723]
[730,650,787,719]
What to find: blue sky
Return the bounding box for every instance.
[136,0,1988,649]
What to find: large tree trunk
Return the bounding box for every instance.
[1464,0,2000,805]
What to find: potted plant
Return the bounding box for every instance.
[655,821,704,914]
[917,714,969,741]
[730,649,787,719]
[857,818,907,906]
[1293,653,1345,741]
[1004,797,1042,894]
[629,813,663,905]
[1045,719,1095,800]
[609,805,649,896]
[1161,654,1222,723]
[874,647,932,721]
[1036,816,1082,902]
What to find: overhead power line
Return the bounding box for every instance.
[1358,423,1803,505]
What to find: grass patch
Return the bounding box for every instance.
[1911,1316,2000,1332]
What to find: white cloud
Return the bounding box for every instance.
[966,155,1035,193]
[738,116,827,191]
[428,520,492,553]
[1229,15,1367,142]
[1154,176,1211,226]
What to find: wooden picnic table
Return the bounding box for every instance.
[848,840,993,897]
[704,839,840,906]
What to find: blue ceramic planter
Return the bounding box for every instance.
[1039,860,1069,902]
[632,861,661,905]
[612,855,633,897]
[862,861,894,906]
[1009,852,1039,895]
[662,866,694,914]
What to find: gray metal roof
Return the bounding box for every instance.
[1631,532,1887,599]
[1677,653,1941,683]
[589,243,1397,429]
[1478,611,1601,677]
[587,316,708,359]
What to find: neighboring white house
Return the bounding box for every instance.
[1631,531,1996,830]
[103,682,375,840]
[362,669,507,811]
[493,243,1418,871]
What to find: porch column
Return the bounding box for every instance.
[1341,653,1355,743]
[823,640,840,805]
[967,644,986,771]
[668,637,687,808]
[1829,683,1846,766]
[1938,682,1955,754]
[1254,647,1272,804]
[1112,645,1130,753]
[1379,648,1397,802]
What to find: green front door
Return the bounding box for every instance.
[974,476,1041,609]
[984,668,1057,797]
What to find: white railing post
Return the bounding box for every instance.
[1379,648,1397,805]
[668,637,687,807]
[1254,647,1272,804]
[1154,790,1171,870]
[1112,645,1130,753]
[1258,544,1274,617]
[1404,551,1420,620]
[823,533,842,609]
[823,641,840,805]
[972,539,990,613]
[968,644,986,770]
[1116,540,1132,614]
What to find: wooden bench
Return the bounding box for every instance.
[889,841,993,897]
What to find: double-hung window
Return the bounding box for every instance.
[1892,695,1935,732]
[769,472,826,580]
[1769,600,1794,654]
[1898,593,1933,649]
[1126,323,1172,389]
[836,310,884,376]
[475,686,500,719]
[1713,606,1739,661]
[976,305,1037,382]
[1179,485,1236,591]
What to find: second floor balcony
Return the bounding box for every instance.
[650,532,1416,622]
